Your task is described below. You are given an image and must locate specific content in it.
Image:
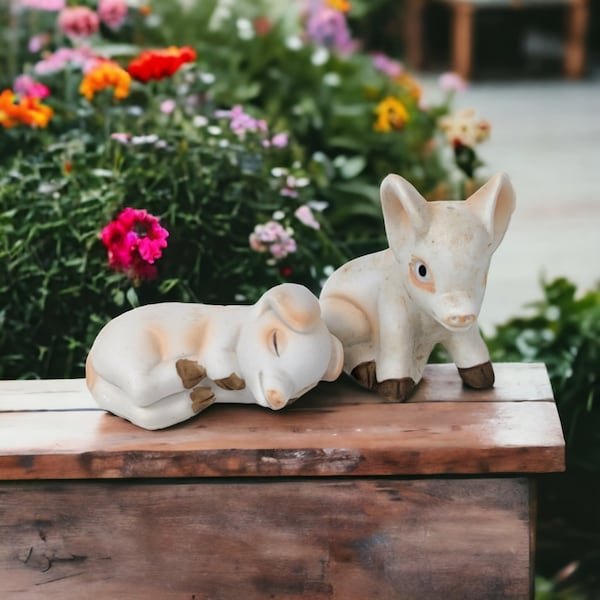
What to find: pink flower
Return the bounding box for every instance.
[100,208,169,281]
[58,6,100,39]
[18,0,65,10]
[97,0,128,29]
[372,52,403,78]
[14,75,50,99]
[249,221,297,260]
[34,46,99,74]
[216,105,268,138]
[28,33,51,53]
[110,132,130,144]
[160,99,176,114]
[271,132,289,148]
[295,205,320,230]
[439,72,468,93]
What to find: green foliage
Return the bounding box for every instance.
[487,278,600,471]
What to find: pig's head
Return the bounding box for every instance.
[381,173,515,332]
[236,283,344,409]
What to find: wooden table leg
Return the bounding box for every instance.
[564,0,588,78]
[452,2,475,79]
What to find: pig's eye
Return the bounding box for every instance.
[409,257,436,293]
[412,260,430,282]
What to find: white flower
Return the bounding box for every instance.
[286,36,303,50]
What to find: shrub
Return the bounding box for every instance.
[487,278,600,471]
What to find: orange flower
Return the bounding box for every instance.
[374,96,410,132]
[127,46,196,83]
[326,0,351,12]
[394,73,422,101]
[0,89,53,128]
[79,61,131,101]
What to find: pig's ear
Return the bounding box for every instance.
[323,335,344,381]
[256,283,321,333]
[380,174,430,255]
[466,172,515,251]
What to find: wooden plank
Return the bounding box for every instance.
[0,400,565,479]
[0,379,99,412]
[305,362,554,407]
[0,477,533,599]
[0,363,554,413]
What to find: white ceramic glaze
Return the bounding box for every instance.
[320,172,515,401]
[86,283,344,429]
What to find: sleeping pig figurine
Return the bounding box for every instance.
[320,172,515,402]
[86,283,344,429]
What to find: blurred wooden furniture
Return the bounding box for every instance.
[0,363,564,598]
[404,0,589,79]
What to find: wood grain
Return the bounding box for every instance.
[0,477,533,599]
[0,363,564,479]
[0,400,564,479]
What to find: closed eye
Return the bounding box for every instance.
[272,330,280,357]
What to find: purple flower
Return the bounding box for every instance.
[305,1,356,54]
[216,104,268,138]
[372,52,403,78]
[271,132,289,148]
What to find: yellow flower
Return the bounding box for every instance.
[326,0,351,12]
[79,61,131,101]
[374,96,410,132]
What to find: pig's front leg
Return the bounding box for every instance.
[370,300,418,402]
[442,325,495,389]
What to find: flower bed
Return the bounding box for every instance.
[0,0,490,379]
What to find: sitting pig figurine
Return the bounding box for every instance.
[320,172,515,401]
[86,283,343,429]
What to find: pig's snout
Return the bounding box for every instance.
[442,313,476,328]
[438,292,478,330]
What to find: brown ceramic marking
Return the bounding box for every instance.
[458,361,495,389]
[266,389,285,410]
[190,386,215,413]
[376,378,416,402]
[351,361,377,390]
[176,359,207,389]
[214,373,246,391]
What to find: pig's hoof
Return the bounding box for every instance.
[376,378,416,402]
[351,361,377,390]
[458,361,495,389]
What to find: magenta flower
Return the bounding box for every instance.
[100,208,169,281]
[58,6,100,39]
[97,0,128,29]
[14,75,50,99]
[249,221,297,260]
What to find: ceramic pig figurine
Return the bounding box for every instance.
[86,283,343,429]
[320,172,515,401]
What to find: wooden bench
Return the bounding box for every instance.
[0,363,565,598]
[404,0,589,79]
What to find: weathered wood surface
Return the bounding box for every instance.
[0,477,532,599]
[0,363,565,480]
